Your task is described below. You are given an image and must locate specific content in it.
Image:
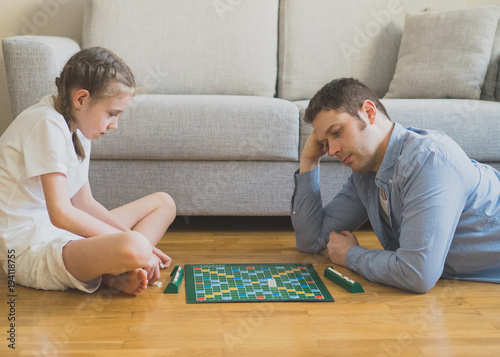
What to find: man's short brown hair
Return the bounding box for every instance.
[304,78,391,124]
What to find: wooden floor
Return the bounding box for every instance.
[1,216,500,357]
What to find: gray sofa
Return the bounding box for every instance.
[3,0,500,216]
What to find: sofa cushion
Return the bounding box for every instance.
[383,99,500,161]
[295,99,500,162]
[421,7,500,101]
[83,0,278,97]
[278,0,465,101]
[91,95,299,161]
[385,6,500,100]
[493,24,500,101]
[482,8,500,101]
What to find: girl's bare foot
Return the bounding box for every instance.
[102,268,149,296]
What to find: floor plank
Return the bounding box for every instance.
[1,216,499,356]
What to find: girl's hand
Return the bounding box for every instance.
[152,246,172,269]
[143,247,172,285]
[143,254,162,285]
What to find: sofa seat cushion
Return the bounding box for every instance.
[295,99,500,162]
[83,0,278,97]
[91,95,299,161]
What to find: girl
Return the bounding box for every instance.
[0,47,176,296]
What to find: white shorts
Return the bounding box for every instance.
[15,236,102,293]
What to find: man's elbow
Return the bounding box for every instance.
[296,244,316,254]
[408,282,434,294]
[295,237,323,255]
[405,271,440,294]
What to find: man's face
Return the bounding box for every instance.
[312,108,382,173]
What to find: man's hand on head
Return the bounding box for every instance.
[299,131,328,173]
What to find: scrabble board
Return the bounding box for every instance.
[184,264,334,303]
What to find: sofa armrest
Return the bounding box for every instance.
[2,36,80,120]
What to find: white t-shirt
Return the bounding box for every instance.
[0,95,91,259]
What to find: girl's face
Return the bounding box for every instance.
[72,90,134,140]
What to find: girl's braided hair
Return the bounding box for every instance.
[55,47,135,160]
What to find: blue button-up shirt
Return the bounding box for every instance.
[291,123,500,293]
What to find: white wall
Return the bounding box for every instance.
[0,0,499,135]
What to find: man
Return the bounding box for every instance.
[291,78,500,293]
